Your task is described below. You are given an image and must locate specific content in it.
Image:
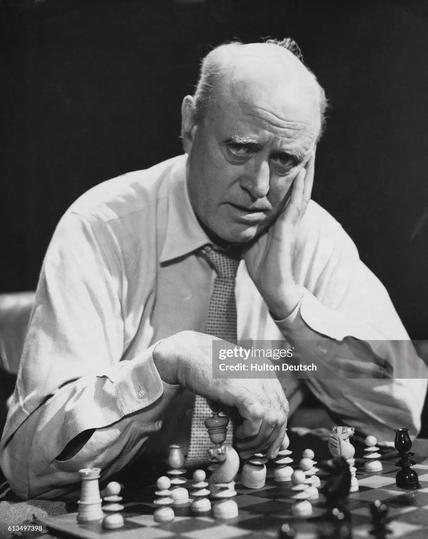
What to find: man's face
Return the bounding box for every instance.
[184,70,320,244]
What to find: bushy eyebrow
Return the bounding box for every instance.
[227,135,260,146]
[226,135,312,162]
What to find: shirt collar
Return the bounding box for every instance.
[160,155,210,263]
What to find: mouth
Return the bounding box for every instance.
[228,202,271,222]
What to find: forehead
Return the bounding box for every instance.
[206,62,320,152]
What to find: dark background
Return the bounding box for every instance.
[1,0,427,338]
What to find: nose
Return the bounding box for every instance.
[240,159,270,200]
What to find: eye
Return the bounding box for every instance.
[271,153,299,175]
[226,142,255,159]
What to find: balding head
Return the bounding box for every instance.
[181,38,324,244]
[192,39,327,140]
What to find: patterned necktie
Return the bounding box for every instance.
[186,245,241,466]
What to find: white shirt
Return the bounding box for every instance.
[1,155,426,499]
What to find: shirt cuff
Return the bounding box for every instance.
[113,343,179,416]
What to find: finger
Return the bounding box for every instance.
[236,407,286,453]
[303,150,316,205]
[238,420,284,460]
[266,422,288,459]
[234,398,264,439]
[236,419,275,450]
[288,168,306,223]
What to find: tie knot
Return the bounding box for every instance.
[200,245,241,279]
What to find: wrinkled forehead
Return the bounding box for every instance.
[210,46,321,135]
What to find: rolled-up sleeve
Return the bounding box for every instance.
[0,212,176,499]
[275,206,427,441]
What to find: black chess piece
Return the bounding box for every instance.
[369,500,392,538]
[320,457,351,521]
[394,428,420,490]
[278,523,296,539]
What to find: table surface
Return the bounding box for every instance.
[21,435,428,539]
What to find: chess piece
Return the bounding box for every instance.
[153,476,174,506]
[190,469,211,514]
[77,468,103,523]
[241,453,267,489]
[213,498,239,519]
[167,444,187,486]
[102,479,124,528]
[279,523,296,538]
[290,469,313,516]
[103,481,122,497]
[395,428,420,490]
[154,506,175,523]
[321,457,351,521]
[328,426,359,492]
[299,457,320,497]
[209,445,240,484]
[210,479,239,519]
[103,480,124,513]
[102,513,125,529]
[369,499,392,538]
[206,411,239,488]
[364,435,383,473]
[299,451,320,488]
[273,434,294,483]
[170,486,190,505]
[291,499,313,517]
[204,409,239,517]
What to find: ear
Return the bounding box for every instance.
[181,95,197,154]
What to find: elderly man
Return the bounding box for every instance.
[1,39,426,500]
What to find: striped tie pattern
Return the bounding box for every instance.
[185,245,241,466]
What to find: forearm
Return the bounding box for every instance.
[1,372,180,499]
[277,292,427,440]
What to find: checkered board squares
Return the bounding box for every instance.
[43,468,428,539]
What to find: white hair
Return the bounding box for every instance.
[192,38,328,139]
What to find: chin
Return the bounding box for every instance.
[216,225,260,245]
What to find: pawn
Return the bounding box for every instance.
[291,469,310,504]
[190,469,211,514]
[299,457,319,478]
[241,453,267,489]
[103,482,124,513]
[213,498,239,519]
[274,447,294,483]
[170,486,190,506]
[103,481,122,497]
[292,499,313,517]
[302,448,315,461]
[291,470,308,493]
[154,506,175,523]
[299,457,321,491]
[102,479,124,530]
[211,478,239,520]
[153,476,174,506]
[306,485,319,500]
[279,523,296,538]
[364,435,383,473]
[102,513,124,530]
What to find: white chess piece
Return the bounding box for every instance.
[364,435,383,472]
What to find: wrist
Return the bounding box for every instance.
[153,339,179,385]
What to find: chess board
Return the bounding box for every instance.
[42,459,428,539]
